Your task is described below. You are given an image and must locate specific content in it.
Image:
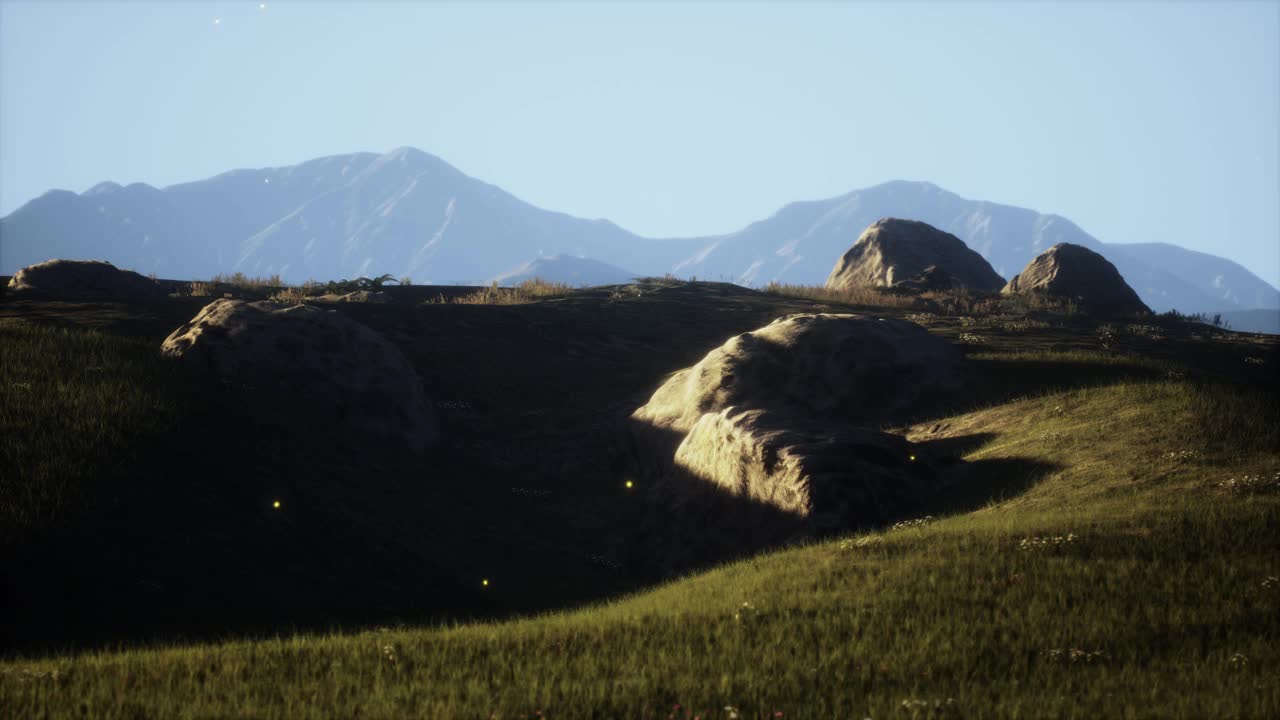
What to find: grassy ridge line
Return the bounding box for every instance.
[3,381,1276,719]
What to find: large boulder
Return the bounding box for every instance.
[628,313,961,571]
[826,218,1006,292]
[161,299,436,453]
[632,313,964,450]
[637,414,935,572]
[6,259,166,300]
[1002,243,1150,315]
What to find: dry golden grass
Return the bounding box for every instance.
[763,281,919,309]
[208,272,285,290]
[266,287,311,305]
[427,278,576,305]
[765,281,1093,318]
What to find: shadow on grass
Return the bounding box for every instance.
[901,355,1174,428]
[911,432,999,465]
[1,370,490,658]
[1,288,1181,658]
[921,456,1062,518]
[621,423,1049,580]
[0,295,213,341]
[906,431,1062,518]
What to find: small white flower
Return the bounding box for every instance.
[890,516,934,532]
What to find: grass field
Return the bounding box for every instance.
[1,278,1277,718]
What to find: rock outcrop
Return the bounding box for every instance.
[1002,243,1150,315]
[633,313,964,448]
[5,259,166,300]
[628,313,962,571]
[161,299,436,453]
[826,218,1005,292]
[673,408,934,522]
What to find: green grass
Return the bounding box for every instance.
[3,373,1277,718]
[0,322,195,543]
[1,282,1277,717]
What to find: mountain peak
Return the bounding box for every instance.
[85,181,123,196]
[354,146,458,180]
[382,146,435,163]
[861,179,956,198]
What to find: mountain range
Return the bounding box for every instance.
[2,146,1276,327]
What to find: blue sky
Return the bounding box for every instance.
[2,1,1277,286]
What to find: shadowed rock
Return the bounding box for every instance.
[1002,243,1150,316]
[161,299,436,453]
[826,218,1006,292]
[886,265,959,295]
[629,313,962,571]
[5,259,166,300]
[673,408,933,523]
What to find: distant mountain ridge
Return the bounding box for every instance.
[669,180,1279,315]
[490,255,637,287]
[0,148,691,286]
[2,147,1276,321]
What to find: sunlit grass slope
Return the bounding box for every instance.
[4,365,1277,718]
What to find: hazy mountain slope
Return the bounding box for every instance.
[1102,242,1280,310]
[0,148,698,285]
[489,254,637,287]
[229,147,691,285]
[1213,309,1280,335]
[0,154,385,281]
[667,181,1105,286]
[0,185,185,278]
[666,181,1276,315]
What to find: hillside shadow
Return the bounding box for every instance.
[920,455,1062,518]
[9,421,1047,658]
[2,376,486,657]
[910,432,999,465]
[0,295,212,341]
[620,423,1051,579]
[898,355,1173,428]
[6,284,1201,658]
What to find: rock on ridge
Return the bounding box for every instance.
[6,259,166,300]
[826,218,1006,292]
[161,298,436,453]
[1002,242,1150,315]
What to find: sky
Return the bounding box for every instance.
[2,1,1278,287]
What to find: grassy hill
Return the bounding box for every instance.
[1,277,1277,718]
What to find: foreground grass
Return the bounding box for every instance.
[4,375,1277,718]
